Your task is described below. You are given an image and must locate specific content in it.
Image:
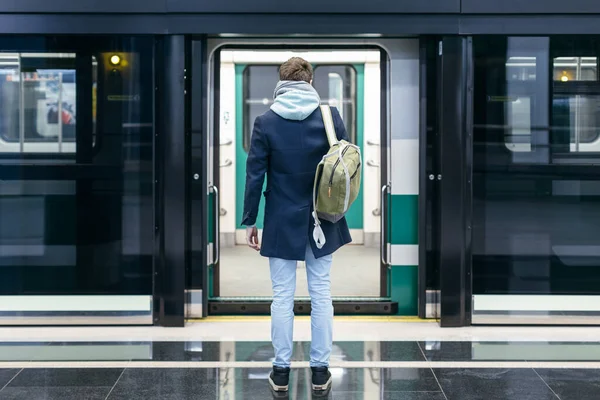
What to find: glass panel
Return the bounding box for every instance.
[243,65,279,153]
[553,95,600,151]
[0,37,154,295]
[0,53,98,154]
[480,38,547,157]
[473,36,600,297]
[313,65,357,144]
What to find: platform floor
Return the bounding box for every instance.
[1,321,600,399]
[1,364,597,399]
[219,245,380,297]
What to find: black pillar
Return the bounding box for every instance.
[75,53,97,291]
[155,35,186,326]
[439,37,473,327]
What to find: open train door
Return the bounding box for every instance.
[195,38,423,317]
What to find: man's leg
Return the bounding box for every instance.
[269,256,297,368]
[305,244,333,367]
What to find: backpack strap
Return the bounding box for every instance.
[319,105,338,147]
[312,162,326,249]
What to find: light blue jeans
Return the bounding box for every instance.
[269,243,333,368]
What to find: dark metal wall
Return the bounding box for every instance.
[5,0,458,13]
[168,0,458,13]
[3,0,600,35]
[0,0,165,12]
[438,37,473,327]
[1,16,600,36]
[462,0,600,13]
[155,35,187,327]
[7,0,600,14]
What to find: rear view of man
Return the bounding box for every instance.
[241,57,352,393]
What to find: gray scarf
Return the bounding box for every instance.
[270,80,321,121]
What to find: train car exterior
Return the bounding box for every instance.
[1,0,600,327]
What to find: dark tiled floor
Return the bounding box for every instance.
[419,341,494,361]
[8,368,123,387]
[367,369,441,392]
[0,369,21,389]
[0,368,123,400]
[434,368,559,400]
[1,367,598,400]
[108,369,219,400]
[333,392,446,399]
[0,387,111,400]
[536,369,600,400]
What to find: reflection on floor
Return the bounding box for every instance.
[10,366,591,400]
[1,339,600,399]
[5,341,600,362]
[219,245,380,297]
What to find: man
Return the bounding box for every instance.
[241,57,352,393]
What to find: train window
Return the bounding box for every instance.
[0,52,97,154]
[242,64,358,153]
[313,65,357,144]
[552,95,600,150]
[554,57,597,82]
[242,65,279,153]
[552,52,600,151]
[500,45,600,153]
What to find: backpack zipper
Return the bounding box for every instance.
[328,146,351,197]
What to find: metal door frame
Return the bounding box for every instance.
[437,37,473,327]
[199,37,419,315]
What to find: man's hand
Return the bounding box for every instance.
[246,226,260,251]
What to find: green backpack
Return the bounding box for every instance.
[312,105,362,249]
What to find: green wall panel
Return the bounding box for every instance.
[343,64,364,229]
[390,194,418,245]
[235,65,267,229]
[390,265,418,315]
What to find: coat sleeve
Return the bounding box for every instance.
[241,116,269,227]
[331,106,350,142]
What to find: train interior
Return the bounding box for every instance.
[216,49,382,299]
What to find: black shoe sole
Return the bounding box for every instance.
[312,375,332,392]
[269,375,289,392]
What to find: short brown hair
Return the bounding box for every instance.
[279,57,313,83]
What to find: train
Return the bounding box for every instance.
[217,50,382,247]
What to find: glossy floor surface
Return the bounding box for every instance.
[1,339,600,399]
[1,321,600,399]
[0,365,598,399]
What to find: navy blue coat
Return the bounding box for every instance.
[241,107,352,261]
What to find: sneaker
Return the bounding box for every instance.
[269,366,290,392]
[311,366,332,392]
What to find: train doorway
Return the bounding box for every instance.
[189,38,421,316]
